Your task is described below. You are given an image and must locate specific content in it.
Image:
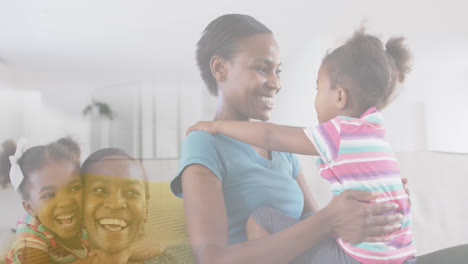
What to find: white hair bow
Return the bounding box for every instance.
[9,137,29,191]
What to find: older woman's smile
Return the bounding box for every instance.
[98,218,128,231]
[83,155,148,254]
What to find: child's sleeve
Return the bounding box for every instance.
[6,224,50,263]
[303,118,341,166]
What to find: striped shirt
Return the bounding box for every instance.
[303,107,415,264]
[5,213,88,264]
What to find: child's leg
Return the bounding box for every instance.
[247,207,360,264]
[246,207,301,240]
[292,237,360,264]
[246,217,271,240]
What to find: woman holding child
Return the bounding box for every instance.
[170,14,407,264]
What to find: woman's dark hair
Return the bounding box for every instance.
[0,137,81,199]
[81,148,150,200]
[196,14,272,95]
[322,28,412,111]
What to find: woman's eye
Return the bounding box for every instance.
[42,193,55,199]
[93,187,106,194]
[276,69,282,76]
[256,66,268,74]
[125,189,141,197]
[70,185,81,192]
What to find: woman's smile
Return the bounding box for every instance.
[216,33,281,121]
[83,155,148,253]
[259,95,275,109]
[97,218,128,231]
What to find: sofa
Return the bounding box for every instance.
[297,152,468,255]
[144,151,468,259]
[0,181,195,264]
[1,151,467,263]
[143,182,195,263]
[143,151,468,258]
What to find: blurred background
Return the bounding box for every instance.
[0,0,467,257]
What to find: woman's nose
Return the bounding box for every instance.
[103,191,127,209]
[266,73,281,93]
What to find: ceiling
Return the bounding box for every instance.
[0,0,466,84]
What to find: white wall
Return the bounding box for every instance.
[270,33,468,153]
[298,151,468,255]
[0,87,90,155]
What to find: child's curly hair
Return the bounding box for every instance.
[322,28,412,112]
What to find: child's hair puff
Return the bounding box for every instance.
[322,28,412,111]
[0,140,17,188]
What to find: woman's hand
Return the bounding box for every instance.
[402,177,411,206]
[186,121,218,136]
[87,249,131,264]
[323,189,403,244]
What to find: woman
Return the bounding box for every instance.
[170,14,404,264]
[81,148,160,264]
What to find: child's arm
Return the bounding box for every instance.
[186,121,318,155]
[17,247,51,264]
[20,247,99,264]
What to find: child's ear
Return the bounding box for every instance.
[210,55,227,83]
[22,200,37,217]
[335,86,348,110]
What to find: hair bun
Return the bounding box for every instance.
[385,37,412,82]
[56,137,81,163]
[0,140,17,188]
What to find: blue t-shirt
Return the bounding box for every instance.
[170,131,304,244]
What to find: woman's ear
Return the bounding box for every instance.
[210,56,227,82]
[144,199,149,223]
[335,86,348,110]
[22,200,37,217]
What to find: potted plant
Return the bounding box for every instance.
[82,100,115,150]
[82,100,115,120]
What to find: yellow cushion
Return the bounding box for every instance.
[144,182,195,263]
[1,182,194,264]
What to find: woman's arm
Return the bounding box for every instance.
[181,164,403,264]
[186,121,318,155]
[127,233,161,261]
[88,233,160,264]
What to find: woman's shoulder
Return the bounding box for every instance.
[275,151,299,162]
[182,131,218,147]
[184,130,218,143]
[182,131,230,153]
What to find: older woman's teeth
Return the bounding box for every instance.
[99,218,128,231]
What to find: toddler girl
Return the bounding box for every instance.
[1,137,87,263]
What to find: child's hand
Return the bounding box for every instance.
[186,121,218,136]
